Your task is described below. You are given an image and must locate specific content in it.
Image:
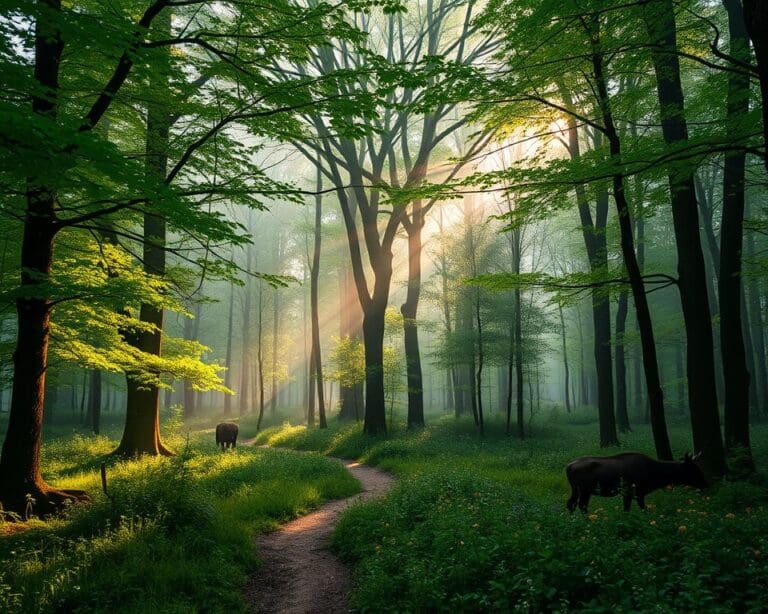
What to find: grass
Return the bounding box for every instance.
[0,419,359,613]
[255,410,768,613]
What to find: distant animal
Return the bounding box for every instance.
[215,422,239,450]
[566,451,707,513]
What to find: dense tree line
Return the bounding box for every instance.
[0,0,766,516]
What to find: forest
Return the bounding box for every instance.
[1,0,768,611]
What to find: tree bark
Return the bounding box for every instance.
[642,0,726,475]
[310,163,327,428]
[588,29,671,456]
[614,290,631,433]
[745,220,768,415]
[558,303,572,414]
[719,0,753,471]
[223,278,235,417]
[402,206,425,429]
[88,370,102,435]
[114,9,173,457]
[338,263,363,421]
[742,0,768,171]
[567,119,618,446]
[240,244,253,416]
[256,280,267,430]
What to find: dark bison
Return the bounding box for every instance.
[215,422,239,450]
[566,452,707,513]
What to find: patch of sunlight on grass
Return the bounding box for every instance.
[1,432,362,612]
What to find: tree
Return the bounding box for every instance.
[719,0,754,472]
[0,0,380,514]
[641,0,726,474]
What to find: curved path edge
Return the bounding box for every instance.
[243,448,394,613]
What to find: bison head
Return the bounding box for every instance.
[681,451,708,489]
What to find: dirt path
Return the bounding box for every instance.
[243,457,394,613]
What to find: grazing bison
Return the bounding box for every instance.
[566,452,707,513]
[215,422,239,450]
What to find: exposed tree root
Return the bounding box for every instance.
[0,483,90,520]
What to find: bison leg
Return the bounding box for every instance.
[636,493,646,510]
[578,491,591,513]
[567,486,578,513]
[232,440,236,449]
[623,492,632,512]
[621,480,633,512]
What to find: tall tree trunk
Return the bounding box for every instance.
[745,221,768,414]
[0,0,86,515]
[563,112,618,446]
[362,293,389,435]
[614,290,631,433]
[223,278,235,417]
[742,290,759,412]
[558,303,572,414]
[512,229,525,438]
[114,9,173,457]
[719,0,754,471]
[589,34,671,457]
[256,280,267,430]
[469,229,485,437]
[696,175,728,406]
[401,205,425,428]
[577,303,588,407]
[270,234,282,415]
[742,0,768,171]
[676,339,686,414]
[642,0,726,475]
[240,244,253,416]
[437,208,459,416]
[182,313,197,419]
[338,264,363,421]
[310,163,327,428]
[88,370,102,435]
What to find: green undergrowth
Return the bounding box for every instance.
[0,434,358,613]
[256,415,768,613]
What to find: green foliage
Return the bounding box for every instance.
[258,418,768,613]
[326,335,366,389]
[336,474,768,613]
[0,435,358,613]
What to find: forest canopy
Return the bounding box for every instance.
[0,0,767,533]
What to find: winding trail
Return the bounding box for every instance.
[243,455,394,614]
